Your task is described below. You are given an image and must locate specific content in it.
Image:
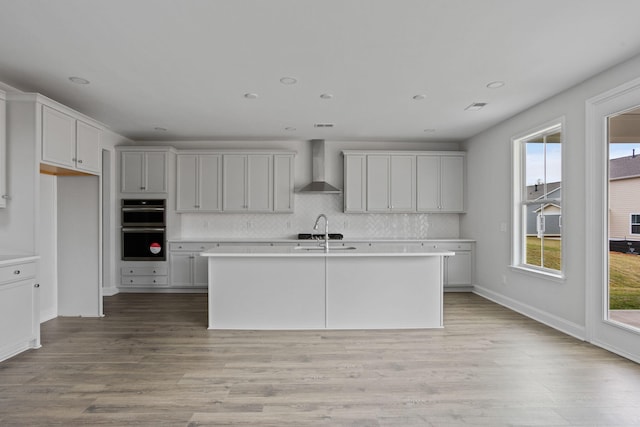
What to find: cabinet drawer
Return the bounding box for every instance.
[0,262,37,285]
[121,276,168,286]
[121,266,167,276]
[169,242,212,252]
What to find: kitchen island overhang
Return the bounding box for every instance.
[202,245,454,330]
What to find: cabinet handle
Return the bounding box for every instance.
[78,159,83,164]
[13,270,20,275]
[194,205,200,208]
[72,158,77,162]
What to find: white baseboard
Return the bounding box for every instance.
[40,308,57,323]
[102,286,119,296]
[473,285,586,341]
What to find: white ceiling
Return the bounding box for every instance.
[2,0,640,143]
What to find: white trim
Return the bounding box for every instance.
[473,285,586,340]
[585,74,640,361]
[511,117,565,275]
[509,264,565,283]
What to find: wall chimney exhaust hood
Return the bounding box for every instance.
[297,139,342,194]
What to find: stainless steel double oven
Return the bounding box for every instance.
[121,199,166,261]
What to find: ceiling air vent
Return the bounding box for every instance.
[314,123,334,128]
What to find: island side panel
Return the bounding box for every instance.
[208,256,325,329]
[327,256,443,329]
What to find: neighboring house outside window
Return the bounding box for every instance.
[512,121,563,276]
[609,154,640,240]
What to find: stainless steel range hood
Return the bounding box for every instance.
[297,139,342,194]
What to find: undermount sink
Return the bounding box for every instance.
[294,246,357,251]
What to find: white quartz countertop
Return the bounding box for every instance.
[171,237,474,244]
[201,244,455,258]
[0,254,39,266]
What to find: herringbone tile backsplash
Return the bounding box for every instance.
[180,194,460,239]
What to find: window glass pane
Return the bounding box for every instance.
[525,142,545,201]
[518,124,562,273]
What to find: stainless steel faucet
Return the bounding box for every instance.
[313,214,329,252]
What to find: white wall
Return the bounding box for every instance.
[38,174,57,322]
[461,52,640,338]
[57,175,101,317]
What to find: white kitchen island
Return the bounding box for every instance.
[202,244,453,330]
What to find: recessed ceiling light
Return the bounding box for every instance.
[154,127,168,132]
[320,93,333,99]
[486,81,505,89]
[244,93,259,99]
[280,77,298,85]
[68,76,90,85]
[465,102,487,111]
[412,94,427,101]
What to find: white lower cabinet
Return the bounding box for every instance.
[0,258,40,362]
[169,242,210,288]
[420,242,473,290]
[120,263,168,288]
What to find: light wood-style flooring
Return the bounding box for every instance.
[1,292,640,426]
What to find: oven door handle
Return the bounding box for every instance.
[122,207,165,212]
[122,227,166,232]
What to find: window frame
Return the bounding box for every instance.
[630,213,640,235]
[511,118,565,280]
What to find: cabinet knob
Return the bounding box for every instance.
[34,283,40,288]
[130,270,134,273]
[13,270,20,275]
[78,159,83,164]
[141,186,146,190]
[1,194,10,200]
[194,205,200,208]
[153,280,156,283]
[153,270,157,273]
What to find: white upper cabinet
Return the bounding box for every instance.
[219,152,293,213]
[367,155,416,212]
[273,154,294,212]
[390,155,416,211]
[223,154,273,212]
[121,150,168,193]
[344,154,366,213]
[75,120,102,174]
[177,154,221,212]
[42,105,102,174]
[0,91,6,208]
[343,150,464,214]
[417,154,465,213]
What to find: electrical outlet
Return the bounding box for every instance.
[499,222,508,232]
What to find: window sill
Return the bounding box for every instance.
[509,265,566,283]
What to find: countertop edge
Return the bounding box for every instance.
[0,255,40,266]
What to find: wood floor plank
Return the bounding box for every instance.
[1,292,640,426]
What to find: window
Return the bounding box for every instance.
[631,214,640,235]
[512,121,563,276]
